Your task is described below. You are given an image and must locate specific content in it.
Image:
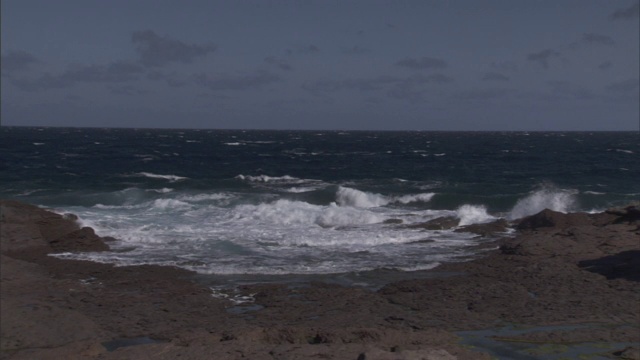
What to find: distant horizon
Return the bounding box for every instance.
[3,124,639,133]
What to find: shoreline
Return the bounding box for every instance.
[1,199,638,359]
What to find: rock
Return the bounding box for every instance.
[357,347,457,360]
[49,227,110,253]
[455,219,509,236]
[606,204,640,224]
[384,219,404,224]
[516,209,591,231]
[612,346,640,360]
[409,217,459,231]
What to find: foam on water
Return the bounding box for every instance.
[456,205,495,226]
[134,172,188,182]
[52,188,489,275]
[336,186,389,208]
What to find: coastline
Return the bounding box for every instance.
[1,200,638,359]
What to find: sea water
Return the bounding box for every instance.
[1,127,638,278]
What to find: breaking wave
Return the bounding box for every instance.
[456,205,495,226]
[134,172,188,182]
[508,187,577,220]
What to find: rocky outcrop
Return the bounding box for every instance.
[0,200,109,255]
[454,219,509,236]
[408,217,459,230]
[1,200,638,360]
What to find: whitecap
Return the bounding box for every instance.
[146,188,174,194]
[394,193,435,204]
[135,172,188,182]
[508,186,577,220]
[336,186,389,208]
[456,204,495,226]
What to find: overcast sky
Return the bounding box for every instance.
[2,0,639,130]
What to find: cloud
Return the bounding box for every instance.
[303,74,453,103]
[582,33,615,46]
[195,70,281,91]
[481,72,510,81]
[606,78,640,93]
[490,61,518,72]
[395,57,447,70]
[109,84,146,95]
[547,81,593,99]
[264,57,293,71]
[132,30,216,67]
[286,45,320,55]
[610,1,640,20]
[1,51,38,75]
[10,61,145,91]
[341,46,370,55]
[454,88,511,101]
[526,49,560,69]
[598,61,613,70]
[146,71,188,87]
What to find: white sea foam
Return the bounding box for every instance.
[508,187,577,220]
[583,191,605,195]
[151,199,192,210]
[237,174,305,183]
[336,187,389,208]
[336,187,434,207]
[135,172,188,182]
[456,205,495,226]
[613,149,634,154]
[178,193,233,202]
[146,188,174,193]
[232,199,384,227]
[52,188,487,276]
[395,193,436,204]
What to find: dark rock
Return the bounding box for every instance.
[49,227,110,253]
[612,346,640,359]
[408,217,459,231]
[606,204,640,224]
[516,209,591,231]
[578,250,640,282]
[455,219,509,236]
[383,219,403,224]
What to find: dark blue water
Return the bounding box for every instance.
[1,127,638,275]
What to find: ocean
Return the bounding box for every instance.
[1,127,638,282]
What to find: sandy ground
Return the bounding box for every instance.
[1,199,638,359]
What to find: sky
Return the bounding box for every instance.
[1,0,639,131]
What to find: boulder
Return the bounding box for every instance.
[455,219,509,236]
[49,227,110,253]
[408,217,459,231]
[516,209,591,231]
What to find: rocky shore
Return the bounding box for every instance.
[1,199,638,359]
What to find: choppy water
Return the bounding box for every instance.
[1,127,638,276]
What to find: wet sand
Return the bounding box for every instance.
[1,199,638,359]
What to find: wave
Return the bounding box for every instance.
[146,188,174,193]
[151,199,192,210]
[456,205,495,226]
[232,199,384,228]
[395,193,436,204]
[336,187,389,208]
[135,172,188,182]
[236,174,306,183]
[508,186,577,220]
[336,186,435,208]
